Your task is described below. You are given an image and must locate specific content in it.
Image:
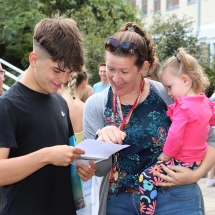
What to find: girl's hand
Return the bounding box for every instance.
[158,152,171,162]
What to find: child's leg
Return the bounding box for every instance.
[139,161,167,215]
[139,159,201,215]
[207,164,215,179]
[206,164,215,187]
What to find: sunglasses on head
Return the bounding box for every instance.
[105,38,143,56]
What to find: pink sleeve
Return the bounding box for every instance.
[163,99,190,157]
[209,101,215,126]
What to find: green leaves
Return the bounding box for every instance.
[67,0,141,84]
[1,0,214,93]
[0,0,140,85]
[148,14,200,62]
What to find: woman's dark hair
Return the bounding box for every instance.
[106,22,156,72]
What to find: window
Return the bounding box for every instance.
[131,0,136,6]
[142,0,148,17]
[188,0,196,4]
[154,0,161,13]
[166,0,179,10]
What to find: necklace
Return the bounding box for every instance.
[72,96,79,107]
[108,76,145,183]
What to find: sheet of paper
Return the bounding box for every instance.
[71,139,130,166]
[72,158,102,166]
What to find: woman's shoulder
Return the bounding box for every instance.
[147,79,165,90]
[147,79,173,106]
[85,87,110,105]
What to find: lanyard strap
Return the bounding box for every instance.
[112,76,145,131]
[108,76,145,183]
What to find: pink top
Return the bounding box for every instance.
[163,94,215,162]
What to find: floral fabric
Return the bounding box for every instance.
[104,87,171,193]
[139,158,201,215]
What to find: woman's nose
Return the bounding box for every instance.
[112,72,121,82]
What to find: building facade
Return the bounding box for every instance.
[135,0,215,57]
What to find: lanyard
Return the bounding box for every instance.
[112,76,145,131]
[109,76,145,183]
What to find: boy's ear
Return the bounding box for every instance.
[181,74,190,85]
[29,52,38,68]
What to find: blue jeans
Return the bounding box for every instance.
[155,183,203,215]
[106,184,203,215]
[139,159,201,214]
[107,193,141,215]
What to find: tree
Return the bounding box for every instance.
[0,0,141,86]
[0,0,46,69]
[148,13,215,96]
[147,14,204,62]
[67,0,142,84]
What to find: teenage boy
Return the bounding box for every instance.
[0,17,96,215]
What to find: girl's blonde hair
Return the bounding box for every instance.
[65,66,88,98]
[160,47,209,93]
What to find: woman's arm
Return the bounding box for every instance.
[83,92,106,140]
[155,145,215,186]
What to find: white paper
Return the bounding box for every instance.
[71,139,130,166]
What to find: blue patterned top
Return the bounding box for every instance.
[104,87,171,193]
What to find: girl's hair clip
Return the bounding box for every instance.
[174,51,181,63]
[127,26,135,32]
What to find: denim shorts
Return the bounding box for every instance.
[106,183,203,215]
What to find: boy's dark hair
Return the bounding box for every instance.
[33,17,84,72]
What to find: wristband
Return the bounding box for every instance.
[95,129,101,139]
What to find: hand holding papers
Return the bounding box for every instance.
[72,139,130,166]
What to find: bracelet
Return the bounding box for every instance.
[95,129,101,139]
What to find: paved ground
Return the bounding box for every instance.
[198,178,215,215]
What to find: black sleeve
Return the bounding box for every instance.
[0,98,18,148]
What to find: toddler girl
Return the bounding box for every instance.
[139,48,215,215]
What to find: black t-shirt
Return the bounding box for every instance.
[0,82,76,215]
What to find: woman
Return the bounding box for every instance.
[59,69,88,143]
[59,68,92,215]
[140,47,215,214]
[83,22,215,215]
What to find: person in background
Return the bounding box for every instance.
[0,17,96,215]
[59,68,93,215]
[83,21,215,215]
[0,63,5,95]
[91,62,110,214]
[206,165,215,186]
[139,47,215,214]
[93,62,110,93]
[0,64,3,204]
[81,84,94,103]
[206,92,215,187]
[0,63,5,204]
[59,68,88,144]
